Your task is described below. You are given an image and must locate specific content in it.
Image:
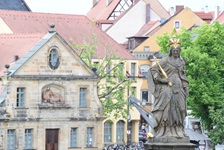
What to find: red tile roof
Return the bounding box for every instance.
[194,11,214,20]
[87,0,121,20]
[0,33,45,72]
[0,10,134,60]
[216,11,224,23]
[135,21,160,36]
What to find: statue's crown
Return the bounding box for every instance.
[168,35,181,48]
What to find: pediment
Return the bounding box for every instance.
[8,32,96,78]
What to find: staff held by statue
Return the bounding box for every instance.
[153,55,172,87]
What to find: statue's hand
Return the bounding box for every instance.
[158,78,169,84]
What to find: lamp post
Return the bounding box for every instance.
[127,92,131,145]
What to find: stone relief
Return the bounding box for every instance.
[41,85,64,104]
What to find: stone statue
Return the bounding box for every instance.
[148,36,189,138]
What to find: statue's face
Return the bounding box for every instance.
[172,47,180,58]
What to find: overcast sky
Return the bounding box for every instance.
[24,0,224,15]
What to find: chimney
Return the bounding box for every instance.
[205,5,208,13]
[170,7,174,16]
[93,0,98,7]
[146,4,150,23]
[215,6,220,19]
[106,0,112,6]
[176,5,184,13]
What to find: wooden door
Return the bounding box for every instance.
[45,129,59,150]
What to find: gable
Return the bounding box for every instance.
[105,0,168,44]
[106,0,150,43]
[9,32,95,77]
[134,7,204,52]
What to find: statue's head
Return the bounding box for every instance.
[168,36,181,58]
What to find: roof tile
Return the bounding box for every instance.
[0,10,134,60]
[0,33,45,72]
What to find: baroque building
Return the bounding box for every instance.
[0,31,104,150]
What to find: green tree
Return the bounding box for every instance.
[157,21,224,145]
[71,33,132,119]
[208,103,224,146]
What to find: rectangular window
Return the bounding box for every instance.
[17,87,25,107]
[116,121,124,142]
[131,63,136,77]
[25,129,33,149]
[141,90,150,103]
[118,63,124,82]
[7,129,15,150]
[86,127,93,147]
[79,88,87,107]
[175,21,180,29]
[140,65,150,77]
[104,122,112,142]
[144,46,149,52]
[70,128,77,147]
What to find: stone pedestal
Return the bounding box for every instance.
[144,137,196,150]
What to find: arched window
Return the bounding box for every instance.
[116,120,124,142]
[49,49,60,70]
[104,121,112,142]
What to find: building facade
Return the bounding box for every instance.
[0,31,104,150]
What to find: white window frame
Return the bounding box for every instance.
[79,88,87,107]
[116,120,124,142]
[104,122,112,142]
[141,90,151,103]
[131,63,136,77]
[174,20,180,29]
[86,127,94,147]
[144,46,150,52]
[17,87,25,108]
[70,128,77,147]
[140,65,150,77]
[7,129,15,150]
[24,129,33,149]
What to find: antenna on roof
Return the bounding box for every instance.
[49,23,56,33]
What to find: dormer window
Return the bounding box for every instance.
[128,39,135,50]
[49,48,60,70]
